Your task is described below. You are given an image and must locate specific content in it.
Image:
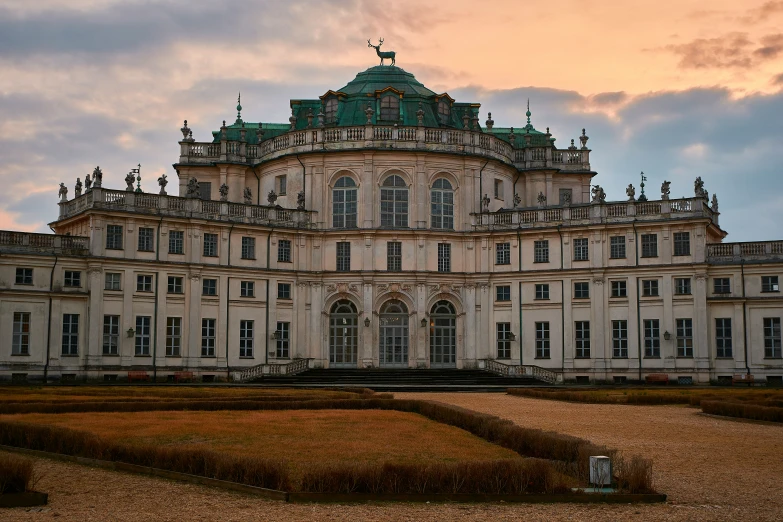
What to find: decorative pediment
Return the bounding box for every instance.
[374,86,405,98]
[325,282,359,295]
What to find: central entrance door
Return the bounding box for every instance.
[430,301,456,368]
[379,300,409,367]
[329,300,358,367]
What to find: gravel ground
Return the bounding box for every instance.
[2,393,781,521]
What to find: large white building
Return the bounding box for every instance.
[1,64,782,384]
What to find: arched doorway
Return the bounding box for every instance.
[430,301,456,368]
[379,300,409,367]
[329,300,358,367]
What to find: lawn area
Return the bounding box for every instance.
[2,409,522,478]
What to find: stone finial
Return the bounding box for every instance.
[84,173,92,191]
[638,172,648,202]
[661,180,671,200]
[289,109,297,130]
[306,109,314,128]
[580,128,589,149]
[694,176,707,198]
[243,187,252,205]
[268,189,278,205]
[220,120,227,141]
[508,127,515,145]
[537,191,547,207]
[181,119,190,140]
[568,139,577,150]
[219,183,229,201]
[125,171,135,192]
[317,108,325,128]
[58,183,68,202]
[482,193,491,211]
[297,190,305,210]
[239,122,246,142]
[626,183,636,201]
[256,126,265,142]
[365,103,374,125]
[92,166,103,188]
[591,185,606,204]
[235,93,243,124]
[416,102,424,126]
[188,130,193,141]
[158,174,168,195]
[74,178,83,197]
[462,109,470,130]
[711,193,719,212]
[485,112,494,130]
[513,193,521,207]
[186,177,200,198]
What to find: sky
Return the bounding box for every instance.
[0,0,782,241]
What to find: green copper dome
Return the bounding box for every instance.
[337,66,436,97]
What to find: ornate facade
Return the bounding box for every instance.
[1,65,782,384]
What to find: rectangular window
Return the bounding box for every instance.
[169,230,184,254]
[277,175,287,195]
[241,237,256,260]
[336,242,351,272]
[102,315,120,355]
[166,317,182,357]
[574,282,590,299]
[61,314,79,356]
[675,278,692,295]
[167,276,183,294]
[642,279,659,297]
[137,274,153,292]
[278,239,292,263]
[676,318,693,357]
[673,232,690,256]
[641,234,658,258]
[535,322,550,358]
[64,270,81,287]
[201,319,216,357]
[610,236,626,259]
[764,317,782,358]
[496,243,511,265]
[240,320,254,358]
[494,179,504,200]
[105,273,121,291]
[535,284,550,300]
[714,278,731,294]
[575,321,591,358]
[15,268,33,285]
[496,322,511,359]
[276,321,290,358]
[612,320,628,358]
[202,278,217,296]
[387,242,402,272]
[12,312,31,355]
[106,225,123,250]
[496,285,511,302]
[573,238,589,261]
[762,276,780,293]
[643,319,660,357]
[199,182,212,201]
[137,227,154,252]
[240,281,255,297]
[278,283,291,299]
[715,318,732,358]
[437,243,451,273]
[203,233,218,257]
[611,280,627,298]
[135,316,151,356]
[534,240,549,263]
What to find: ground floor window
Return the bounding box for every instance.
[496,322,511,359]
[62,314,79,356]
[240,320,254,358]
[575,321,590,358]
[166,317,182,357]
[715,318,732,358]
[612,320,628,358]
[330,300,358,366]
[764,317,782,358]
[135,316,151,356]
[276,322,290,358]
[535,322,550,359]
[12,312,31,355]
[103,315,119,355]
[202,318,216,357]
[676,318,693,357]
[644,319,660,357]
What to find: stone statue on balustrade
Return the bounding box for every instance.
[482,193,491,211]
[537,192,547,207]
[297,190,305,210]
[158,174,168,195]
[186,177,200,199]
[626,184,635,201]
[661,180,671,201]
[84,173,92,192]
[591,185,606,204]
[92,166,103,188]
[125,172,136,192]
[219,183,229,202]
[694,177,708,198]
[74,178,82,197]
[243,187,253,205]
[58,183,68,202]
[513,193,521,207]
[268,190,278,205]
[711,193,719,212]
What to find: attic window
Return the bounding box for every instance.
[380,95,400,121]
[325,97,338,124]
[438,99,450,124]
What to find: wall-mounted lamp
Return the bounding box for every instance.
[509,332,517,341]
[364,317,371,327]
[126,328,135,338]
[271,330,281,340]
[663,331,671,341]
[421,318,427,328]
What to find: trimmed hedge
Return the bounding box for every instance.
[0,452,34,494]
[701,400,783,423]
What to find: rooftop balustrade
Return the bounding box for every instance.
[179,125,592,172]
[706,241,783,264]
[0,230,89,255]
[58,188,316,229]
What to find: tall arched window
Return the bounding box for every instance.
[430,300,456,368]
[332,176,357,228]
[329,300,358,367]
[324,97,338,124]
[379,300,409,367]
[380,95,400,121]
[431,178,454,230]
[380,175,408,228]
[438,99,451,124]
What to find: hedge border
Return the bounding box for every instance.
[0,491,48,508]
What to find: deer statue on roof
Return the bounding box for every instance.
[367,38,396,66]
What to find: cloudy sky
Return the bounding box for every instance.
[1,0,782,240]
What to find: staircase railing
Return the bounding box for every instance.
[481,359,562,384]
[234,358,312,382]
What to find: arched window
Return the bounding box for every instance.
[438,99,451,124]
[380,175,408,228]
[332,176,357,228]
[430,300,456,368]
[380,95,400,121]
[380,300,409,367]
[325,97,338,124]
[329,300,358,367]
[431,178,454,230]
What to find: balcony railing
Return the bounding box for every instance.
[472,197,715,230]
[0,230,89,255]
[234,358,313,382]
[178,125,591,172]
[706,241,783,264]
[58,188,316,229]
[481,359,563,384]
